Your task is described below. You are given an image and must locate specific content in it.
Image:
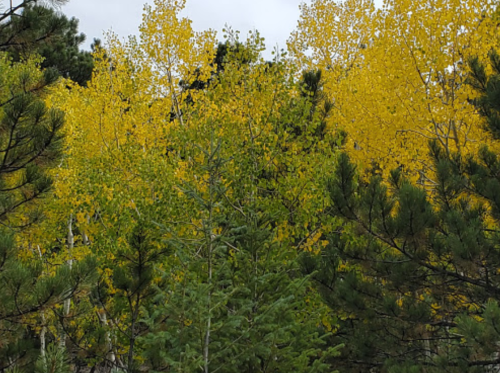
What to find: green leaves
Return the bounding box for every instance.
[137,131,340,372]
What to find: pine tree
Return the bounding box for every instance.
[0,2,95,86]
[302,148,500,371]
[297,49,500,370]
[141,137,341,373]
[0,1,68,50]
[297,50,500,372]
[0,53,96,370]
[71,222,171,372]
[0,53,64,226]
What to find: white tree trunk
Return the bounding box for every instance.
[60,215,74,349]
[98,310,117,367]
[37,245,47,358]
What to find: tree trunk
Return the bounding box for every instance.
[60,215,74,349]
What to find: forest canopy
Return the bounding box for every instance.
[1,0,500,372]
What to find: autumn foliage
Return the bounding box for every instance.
[2,0,500,372]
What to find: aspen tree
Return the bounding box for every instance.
[289,0,500,182]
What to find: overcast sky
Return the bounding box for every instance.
[62,0,306,56]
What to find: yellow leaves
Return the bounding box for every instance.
[127,199,137,210]
[292,0,500,182]
[337,262,348,272]
[76,211,87,224]
[140,0,216,110]
[228,248,238,268]
[173,270,185,283]
[321,314,335,332]
[275,221,291,243]
[290,0,377,73]
[430,303,442,315]
[471,314,484,322]
[301,230,324,253]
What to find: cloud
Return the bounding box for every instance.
[63,0,144,45]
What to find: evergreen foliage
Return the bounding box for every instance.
[0,2,94,85]
[83,222,170,372]
[2,0,500,371]
[300,51,500,371]
[468,50,500,139]
[0,54,63,226]
[34,343,70,373]
[0,52,96,370]
[141,139,341,373]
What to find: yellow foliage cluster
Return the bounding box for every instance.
[289,0,500,183]
[13,0,500,365]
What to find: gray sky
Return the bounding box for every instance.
[62,0,306,55]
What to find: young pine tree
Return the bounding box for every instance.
[140,137,341,373]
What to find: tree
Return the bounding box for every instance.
[0,53,63,227]
[0,1,95,85]
[468,50,500,141]
[80,222,169,372]
[179,39,258,106]
[289,0,499,182]
[0,52,96,371]
[141,138,340,373]
[0,0,67,24]
[301,51,500,370]
[36,0,346,367]
[302,147,500,371]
